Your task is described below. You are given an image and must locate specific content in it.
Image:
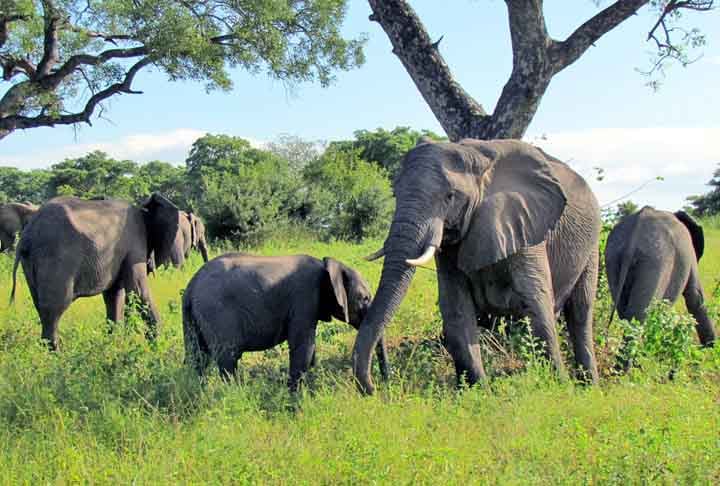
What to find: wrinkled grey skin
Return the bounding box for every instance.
[353,139,601,394]
[605,207,716,348]
[0,202,38,252]
[11,194,181,349]
[183,253,390,391]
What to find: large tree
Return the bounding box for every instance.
[0,0,364,141]
[367,0,714,141]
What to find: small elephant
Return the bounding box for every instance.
[0,202,38,252]
[355,138,601,393]
[11,194,182,349]
[182,253,390,390]
[605,207,716,348]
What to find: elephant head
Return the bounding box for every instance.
[187,211,209,262]
[674,210,704,261]
[142,193,182,267]
[352,139,566,393]
[322,256,389,380]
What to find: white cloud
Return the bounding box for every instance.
[528,126,720,211]
[707,55,720,66]
[1,128,266,168]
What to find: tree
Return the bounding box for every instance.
[0,0,365,141]
[48,151,137,199]
[0,166,51,203]
[266,133,323,171]
[303,146,394,241]
[688,164,720,216]
[329,126,444,178]
[616,200,640,218]
[367,0,714,141]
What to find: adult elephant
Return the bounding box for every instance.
[11,193,181,349]
[154,211,209,269]
[605,207,716,347]
[354,138,601,394]
[0,202,38,252]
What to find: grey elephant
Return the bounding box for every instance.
[182,253,389,391]
[11,193,182,349]
[151,211,209,269]
[354,138,601,394]
[0,202,38,252]
[605,207,716,349]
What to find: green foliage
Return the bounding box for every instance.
[688,164,720,216]
[48,151,139,200]
[0,166,51,204]
[1,0,365,137]
[303,146,394,241]
[329,127,446,179]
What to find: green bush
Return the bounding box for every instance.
[303,147,394,242]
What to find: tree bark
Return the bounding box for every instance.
[368,0,660,141]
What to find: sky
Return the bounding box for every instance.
[2,1,719,211]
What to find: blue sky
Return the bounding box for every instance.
[2,1,719,210]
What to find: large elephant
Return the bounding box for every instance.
[11,193,181,349]
[605,207,716,347]
[183,253,389,391]
[354,138,601,394]
[0,202,38,252]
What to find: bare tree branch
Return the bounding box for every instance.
[366,0,488,141]
[0,14,28,48]
[0,57,151,140]
[550,1,650,73]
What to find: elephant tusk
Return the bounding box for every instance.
[406,245,437,266]
[364,248,386,261]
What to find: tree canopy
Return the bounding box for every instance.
[0,0,364,140]
[367,0,714,141]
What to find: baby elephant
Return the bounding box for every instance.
[182,253,389,390]
[605,207,716,348]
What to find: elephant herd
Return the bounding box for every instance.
[1,138,717,393]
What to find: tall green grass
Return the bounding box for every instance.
[0,231,718,484]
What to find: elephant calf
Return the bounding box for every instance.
[182,253,389,390]
[605,207,716,348]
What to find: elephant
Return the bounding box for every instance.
[152,211,209,269]
[605,207,716,351]
[10,193,182,349]
[182,253,390,391]
[0,202,38,252]
[354,138,601,394]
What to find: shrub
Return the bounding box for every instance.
[303,147,394,241]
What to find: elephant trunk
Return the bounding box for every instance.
[352,210,443,394]
[198,236,209,263]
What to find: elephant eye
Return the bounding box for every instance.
[445,191,455,203]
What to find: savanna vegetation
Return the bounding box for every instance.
[0,202,719,482]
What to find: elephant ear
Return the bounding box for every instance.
[321,257,349,323]
[142,193,181,266]
[185,212,199,248]
[674,210,704,261]
[457,141,567,273]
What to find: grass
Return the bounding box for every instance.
[0,228,719,484]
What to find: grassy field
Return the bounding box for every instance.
[0,228,719,484]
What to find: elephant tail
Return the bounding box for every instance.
[607,221,641,325]
[182,293,210,374]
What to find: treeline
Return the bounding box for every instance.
[0,127,444,244]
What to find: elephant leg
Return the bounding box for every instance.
[562,256,600,384]
[126,263,161,340]
[287,322,317,392]
[683,269,716,347]
[102,286,126,324]
[36,301,69,351]
[511,246,565,377]
[216,350,240,380]
[437,252,486,387]
[0,230,13,252]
